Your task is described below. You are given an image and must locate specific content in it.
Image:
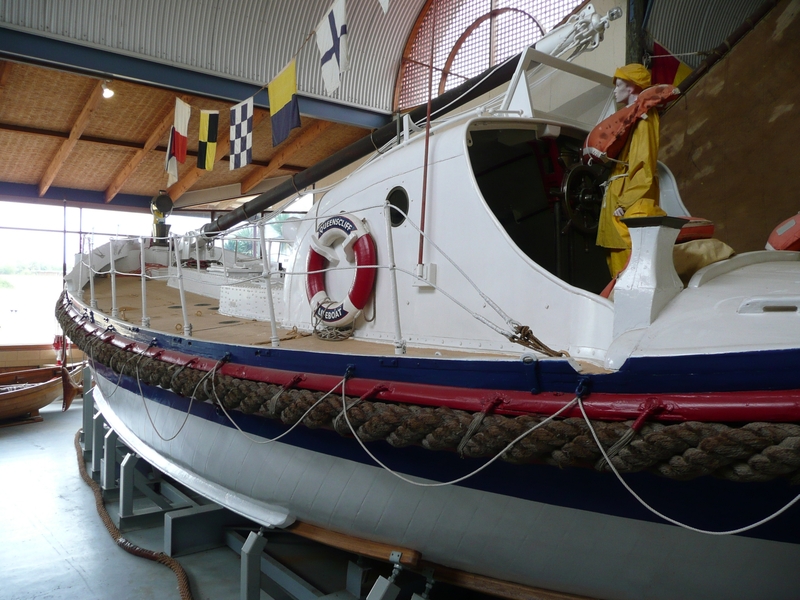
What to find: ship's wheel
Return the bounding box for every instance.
[561,164,606,234]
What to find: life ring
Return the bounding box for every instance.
[306,214,377,327]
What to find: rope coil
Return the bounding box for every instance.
[73,430,194,600]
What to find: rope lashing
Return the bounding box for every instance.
[596,397,665,470]
[211,366,349,445]
[576,396,800,536]
[509,323,568,357]
[268,373,305,415]
[458,396,505,457]
[333,383,389,433]
[169,358,200,389]
[139,355,227,442]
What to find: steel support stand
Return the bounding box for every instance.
[226,530,358,600]
[240,530,267,600]
[116,452,194,532]
[101,427,119,493]
[119,452,139,518]
[165,504,256,557]
[366,553,404,600]
[346,559,371,598]
[90,411,106,479]
[81,369,94,460]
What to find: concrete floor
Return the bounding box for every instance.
[0,398,243,600]
[0,398,498,600]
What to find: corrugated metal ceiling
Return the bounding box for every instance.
[645,0,766,69]
[0,0,428,114]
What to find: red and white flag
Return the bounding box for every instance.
[650,42,692,87]
[165,98,191,186]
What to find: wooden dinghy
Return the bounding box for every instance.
[0,364,84,424]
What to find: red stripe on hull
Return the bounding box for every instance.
[67,301,800,424]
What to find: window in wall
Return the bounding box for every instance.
[395,0,587,111]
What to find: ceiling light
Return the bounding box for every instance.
[101,81,114,99]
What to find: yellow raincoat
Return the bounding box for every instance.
[596,107,666,277]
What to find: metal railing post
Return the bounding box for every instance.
[221,232,228,276]
[76,237,84,300]
[140,237,150,327]
[110,238,119,317]
[384,203,406,355]
[173,234,192,337]
[89,234,98,309]
[258,223,280,347]
[195,235,201,273]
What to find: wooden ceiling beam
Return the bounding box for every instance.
[167,109,267,201]
[239,120,334,194]
[0,121,283,168]
[0,61,12,100]
[38,79,105,197]
[105,95,190,203]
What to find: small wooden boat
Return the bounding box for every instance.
[0,365,84,424]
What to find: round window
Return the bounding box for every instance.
[387,187,409,227]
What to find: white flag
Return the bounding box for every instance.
[165,98,191,187]
[378,0,389,14]
[315,0,349,95]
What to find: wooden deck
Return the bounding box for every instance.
[83,274,514,360]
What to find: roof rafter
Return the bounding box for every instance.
[239,120,334,194]
[0,121,302,169]
[104,94,190,203]
[166,109,267,201]
[38,78,105,197]
[0,61,12,98]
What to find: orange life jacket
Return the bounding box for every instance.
[584,84,680,163]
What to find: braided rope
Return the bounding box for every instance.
[58,302,800,483]
[73,430,194,599]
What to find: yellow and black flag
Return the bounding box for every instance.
[197,110,219,171]
[269,59,301,147]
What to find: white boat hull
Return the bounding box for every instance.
[94,370,800,599]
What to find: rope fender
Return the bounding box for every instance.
[57,301,800,484]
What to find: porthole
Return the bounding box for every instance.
[387,187,409,227]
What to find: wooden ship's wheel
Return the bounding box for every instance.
[561,164,606,234]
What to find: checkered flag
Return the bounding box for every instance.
[229,97,254,170]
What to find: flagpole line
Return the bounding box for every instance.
[293,29,318,60]
[166,5,329,122]
[648,52,705,58]
[164,20,314,182]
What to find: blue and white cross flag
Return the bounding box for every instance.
[315,0,349,95]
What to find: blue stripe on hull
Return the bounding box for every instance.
[96,363,800,546]
[108,320,800,394]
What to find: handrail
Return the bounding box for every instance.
[69,201,536,356]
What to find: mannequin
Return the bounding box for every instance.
[596,64,666,278]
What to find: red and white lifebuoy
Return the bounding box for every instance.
[306,214,377,327]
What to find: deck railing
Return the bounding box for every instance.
[71,200,523,356]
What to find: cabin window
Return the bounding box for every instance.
[387,187,409,227]
[467,125,609,294]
